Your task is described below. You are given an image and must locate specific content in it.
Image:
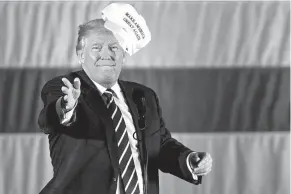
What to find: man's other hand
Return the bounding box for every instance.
[189,152,212,176]
[61,77,81,111]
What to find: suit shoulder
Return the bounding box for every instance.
[120,80,157,96]
[44,70,81,86]
[41,70,81,92]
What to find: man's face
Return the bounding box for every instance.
[81,29,124,87]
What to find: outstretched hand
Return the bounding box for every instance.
[61,77,81,111]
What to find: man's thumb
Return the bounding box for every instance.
[191,152,201,165]
[73,78,81,90]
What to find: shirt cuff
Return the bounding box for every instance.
[55,97,77,126]
[186,152,198,180]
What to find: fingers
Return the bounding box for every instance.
[61,77,81,107]
[73,78,81,90]
[63,95,68,101]
[61,86,69,94]
[61,77,80,90]
[61,77,81,93]
[198,153,212,167]
[194,163,212,175]
[193,152,212,175]
[62,78,73,88]
[196,168,212,176]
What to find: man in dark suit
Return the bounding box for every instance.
[38,3,212,194]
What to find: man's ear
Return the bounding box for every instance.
[77,50,84,64]
[77,38,86,63]
[122,51,128,64]
[77,50,81,58]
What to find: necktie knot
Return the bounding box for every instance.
[103,88,113,97]
[103,89,115,106]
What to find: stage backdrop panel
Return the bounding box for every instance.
[0,133,289,194]
[0,1,289,68]
[0,68,289,133]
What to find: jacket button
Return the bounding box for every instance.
[113,177,117,182]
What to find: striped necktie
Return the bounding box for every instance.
[103,89,140,194]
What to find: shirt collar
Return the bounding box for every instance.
[91,79,121,98]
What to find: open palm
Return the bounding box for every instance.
[61,77,81,111]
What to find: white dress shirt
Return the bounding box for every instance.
[55,80,197,194]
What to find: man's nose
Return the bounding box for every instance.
[100,46,114,60]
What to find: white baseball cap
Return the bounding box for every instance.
[101,3,151,56]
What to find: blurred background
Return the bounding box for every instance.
[0,1,289,194]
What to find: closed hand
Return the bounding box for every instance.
[190,152,212,176]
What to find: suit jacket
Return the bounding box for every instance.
[38,70,201,194]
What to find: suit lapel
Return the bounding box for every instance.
[118,80,147,164]
[75,70,119,170]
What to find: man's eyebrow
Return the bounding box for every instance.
[91,42,119,46]
[92,42,102,45]
[109,42,119,46]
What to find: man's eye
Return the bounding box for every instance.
[111,46,119,51]
[92,46,102,51]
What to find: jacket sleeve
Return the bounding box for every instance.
[154,91,202,185]
[38,76,82,135]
